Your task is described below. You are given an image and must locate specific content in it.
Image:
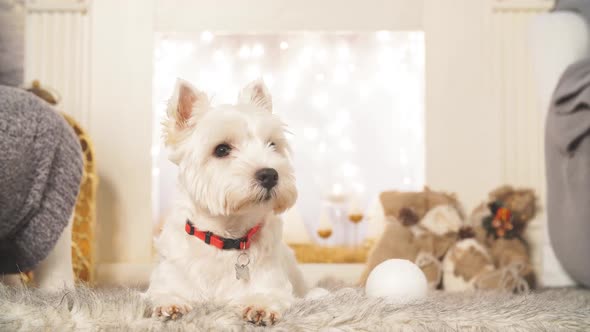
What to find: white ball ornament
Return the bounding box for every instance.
[365,259,428,303]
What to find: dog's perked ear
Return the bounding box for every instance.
[163,79,209,146]
[238,79,272,112]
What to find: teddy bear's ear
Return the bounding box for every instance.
[489,185,514,201]
[380,191,418,221]
[379,191,401,216]
[515,188,537,222]
[398,207,419,226]
[521,189,536,200]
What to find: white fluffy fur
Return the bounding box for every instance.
[4,284,590,331]
[146,79,306,325]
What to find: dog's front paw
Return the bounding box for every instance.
[152,304,192,320]
[242,305,281,326]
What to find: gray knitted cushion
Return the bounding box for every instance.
[0,85,83,273]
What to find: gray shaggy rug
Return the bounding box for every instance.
[1,283,589,331]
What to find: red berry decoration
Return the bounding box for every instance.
[483,201,520,239]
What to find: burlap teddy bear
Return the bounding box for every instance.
[360,187,464,289]
[443,186,536,292]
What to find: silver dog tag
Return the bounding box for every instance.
[235,264,250,281]
[235,253,250,281]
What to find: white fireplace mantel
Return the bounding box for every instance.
[23,0,567,286]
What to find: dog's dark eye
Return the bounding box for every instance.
[269,142,276,148]
[214,143,231,158]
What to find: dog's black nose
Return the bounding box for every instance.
[255,168,278,189]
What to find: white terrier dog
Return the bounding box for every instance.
[146,79,307,326]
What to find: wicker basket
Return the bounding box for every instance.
[61,113,98,283]
[289,240,373,263]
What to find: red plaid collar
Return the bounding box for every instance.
[184,220,261,250]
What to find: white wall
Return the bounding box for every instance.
[423,0,501,211]
[424,0,571,286]
[89,0,155,283]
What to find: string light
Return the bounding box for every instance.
[252,43,265,57]
[327,111,351,136]
[303,127,319,140]
[332,67,349,84]
[318,141,327,153]
[282,87,296,101]
[376,30,391,42]
[298,46,313,67]
[352,182,366,194]
[151,146,160,157]
[339,137,355,151]
[263,73,274,87]
[359,83,370,98]
[400,149,408,165]
[312,93,329,109]
[331,183,344,196]
[340,162,359,177]
[153,32,425,245]
[201,31,214,43]
[239,45,251,58]
[284,68,300,83]
[337,45,350,59]
[316,49,328,63]
[213,50,226,64]
[378,46,395,65]
[245,64,261,80]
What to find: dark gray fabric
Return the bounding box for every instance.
[0,86,83,273]
[546,58,590,288]
[554,0,590,24]
[0,0,25,86]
